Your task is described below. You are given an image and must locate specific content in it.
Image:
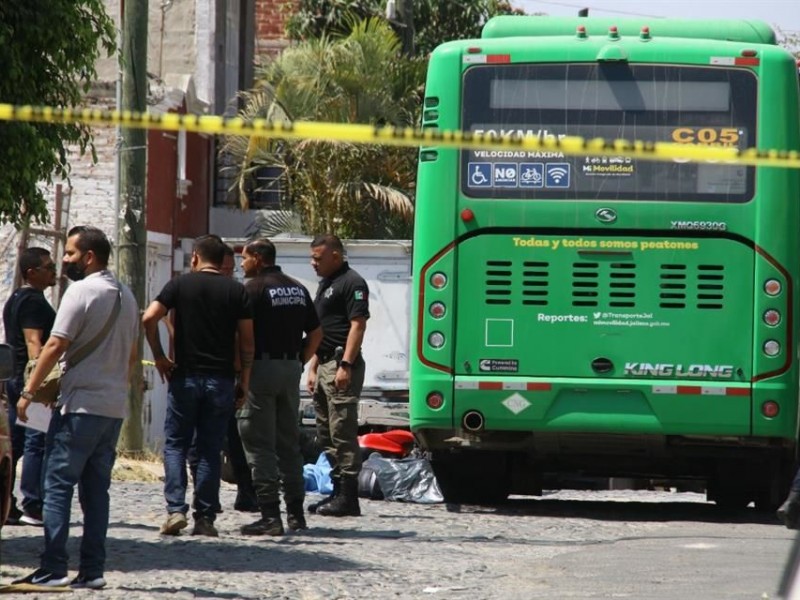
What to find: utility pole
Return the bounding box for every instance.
[118,0,149,454]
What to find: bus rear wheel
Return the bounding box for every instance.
[431,450,511,505]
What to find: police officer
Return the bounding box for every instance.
[238,239,322,536]
[306,234,369,517]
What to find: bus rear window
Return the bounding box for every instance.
[461,64,757,203]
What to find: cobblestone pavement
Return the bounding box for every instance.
[1,477,795,599]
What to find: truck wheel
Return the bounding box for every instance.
[431,451,510,505]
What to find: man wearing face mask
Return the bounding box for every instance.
[14,226,139,589]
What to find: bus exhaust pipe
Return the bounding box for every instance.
[462,410,485,432]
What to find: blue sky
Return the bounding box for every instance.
[513,0,800,38]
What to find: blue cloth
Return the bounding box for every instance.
[41,413,122,578]
[303,453,333,494]
[163,374,235,519]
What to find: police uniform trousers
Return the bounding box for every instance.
[237,358,305,506]
[312,357,366,480]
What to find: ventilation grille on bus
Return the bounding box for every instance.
[481,260,724,309]
[571,261,636,308]
[485,260,513,305]
[659,264,724,309]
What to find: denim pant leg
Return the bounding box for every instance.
[193,375,235,520]
[78,417,122,578]
[21,427,46,513]
[41,414,109,576]
[163,376,200,515]
[6,377,26,505]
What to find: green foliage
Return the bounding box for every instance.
[0,0,116,227]
[285,0,523,56]
[221,18,419,239]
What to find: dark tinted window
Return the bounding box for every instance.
[461,64,757,202]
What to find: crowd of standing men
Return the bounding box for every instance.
[5,229,369,590]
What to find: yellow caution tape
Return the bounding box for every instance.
[2,103,800,168]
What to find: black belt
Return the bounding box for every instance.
[316,349,339,363]
[258,352,301,361]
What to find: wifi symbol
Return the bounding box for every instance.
[547,164,570,187]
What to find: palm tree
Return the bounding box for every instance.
[220,17,424,239]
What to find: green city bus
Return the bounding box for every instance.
[410,16,800,508]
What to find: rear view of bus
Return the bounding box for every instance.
[410,16,800,507]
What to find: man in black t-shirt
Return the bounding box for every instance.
[237,239,322,536]
[143,234,254,537]
[2,247,57,526]
[307,234,369,518]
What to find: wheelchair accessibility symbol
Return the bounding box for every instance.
[467,163,492,187]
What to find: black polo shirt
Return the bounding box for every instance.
[156,271,252,376]
[3,287,56,378]
[246,266,320,359]
[314,262,370,359]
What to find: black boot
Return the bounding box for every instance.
[308,478,339,514]
[240,501,284,536]
[778,491,800,529]
[286,500,307,531]
[318,476,361,517]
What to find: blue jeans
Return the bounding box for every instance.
[7,376,47,513]
[163,374,235,520]
[41,413,122,578]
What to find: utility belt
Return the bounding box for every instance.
[256,351,302,361]
[317,347,361,365]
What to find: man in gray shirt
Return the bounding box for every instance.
[14,226,139,590]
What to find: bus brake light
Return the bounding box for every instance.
[764,310,781,326]
[761,400,780,418]
[430,272,447,289]
[461,208,475,222]
[426,392,444,409]
[429,302,446,319]
[764,279,782,296]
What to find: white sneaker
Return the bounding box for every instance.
[70,574,107,589]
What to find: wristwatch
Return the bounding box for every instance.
[20,390,35,401]
[339,360,352,369]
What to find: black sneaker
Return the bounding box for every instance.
[70,573,107,589]
[6,505,23,525]
[20,510,44,526]
[12,568,69,587]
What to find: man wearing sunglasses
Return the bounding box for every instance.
[2,247,57,527]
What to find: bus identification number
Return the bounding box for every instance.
[670,127,741,146]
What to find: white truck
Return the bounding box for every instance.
[226,237,412,432]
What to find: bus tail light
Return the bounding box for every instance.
[764,310,781,326]
[761,400,780,418]
[429,302,446,319]
[763,340,781,356]
[430,272,447,289]
[426,392,444,409]
[764,279,782,296]
[428,331,445,348]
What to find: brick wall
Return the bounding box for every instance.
[254,0,296,56]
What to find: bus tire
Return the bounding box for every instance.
[431,450,511,505]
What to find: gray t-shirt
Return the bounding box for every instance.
[51,270,139,419]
